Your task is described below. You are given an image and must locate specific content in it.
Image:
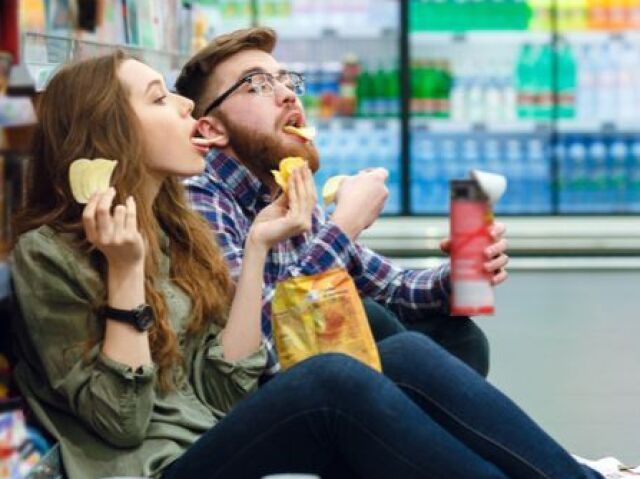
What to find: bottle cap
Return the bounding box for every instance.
[470,169,507,204]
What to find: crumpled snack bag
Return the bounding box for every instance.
[272,268,381,372]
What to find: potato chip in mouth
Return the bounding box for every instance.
[283,125,316,142]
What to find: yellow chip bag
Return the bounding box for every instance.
[271,156,306,193]
[272,268,381,372]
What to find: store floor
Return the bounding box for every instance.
[481,270,640,464]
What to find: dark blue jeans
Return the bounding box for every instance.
[363,298,490,377]
[163,333,601,479]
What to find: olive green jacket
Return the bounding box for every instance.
[10,225,267,479]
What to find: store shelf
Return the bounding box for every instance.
[316,117,400,132]
[409,119,640,134]
[556,119,640,133]
[559,30,640,44]
[389,255,640,271]
[410,119,548,134]
[278,26,397,41]
[360,216,640,258]
[410,30,640,46]
[21,31,189,92]
[410,31,551,45]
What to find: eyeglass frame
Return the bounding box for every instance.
[201,70,305,117]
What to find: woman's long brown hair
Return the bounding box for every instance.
[14,51,232,391]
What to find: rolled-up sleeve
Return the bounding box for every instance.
[11,232,156,448]
[193,324,267,415]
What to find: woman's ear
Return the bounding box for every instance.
[196,116,228,148]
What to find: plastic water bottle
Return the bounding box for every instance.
[609,136,628,211]
[556,43,577,119]
[588,137,608,211]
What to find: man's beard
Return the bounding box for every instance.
[218,111,320,183]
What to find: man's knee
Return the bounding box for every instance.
[403,315,490,377]
[362,298,405,342]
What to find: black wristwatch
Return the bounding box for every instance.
[99,304,155,332]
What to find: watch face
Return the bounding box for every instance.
[134,305,155,331]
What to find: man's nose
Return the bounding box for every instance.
[274,83,296,106]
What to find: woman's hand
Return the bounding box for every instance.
[82,187,145,271]
[249,166,316,250]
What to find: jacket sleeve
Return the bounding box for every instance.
[192,322,267,415]
[11,232,156,448]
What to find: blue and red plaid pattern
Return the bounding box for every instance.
[186,150,451,375]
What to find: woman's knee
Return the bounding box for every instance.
[281,353,386,405]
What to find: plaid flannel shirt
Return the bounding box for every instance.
[186,150,451,375]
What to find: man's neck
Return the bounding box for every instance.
[223,148,279,196]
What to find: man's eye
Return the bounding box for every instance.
[154,95,167,104]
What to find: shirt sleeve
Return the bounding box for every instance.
[348,241,452,321]
[11,232,156,448]
[192,323,267,415]
[186,186,357,331]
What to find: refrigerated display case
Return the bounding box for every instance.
[408,0,640,215]
[12,0,640,216]
[257,0,402,214]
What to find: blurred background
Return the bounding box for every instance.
[1,0,639,475]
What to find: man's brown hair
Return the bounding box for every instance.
[175,27,276,118]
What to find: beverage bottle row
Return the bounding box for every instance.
[293,59,399,120]
[449,60,517,123]
[410,60,453,119]
[410,0,532,32]
[314,123,401,213]
[410,131,552,213]
[410,0,640,31]
[256,0,398,33]
[418,39,640,123]
[531,0,640,31]
[515,43,577,119]
[574,41,640,122]
[557,133,640,212]
[585,0,640,31]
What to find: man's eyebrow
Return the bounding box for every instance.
[144,78,164,94]
[237,66,266,79]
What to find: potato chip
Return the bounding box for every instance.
[322,175,348,205]
[69,158,118,204]
[283,125,316,142]
[271,156,307,193]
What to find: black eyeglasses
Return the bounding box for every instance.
[202,71,305,116]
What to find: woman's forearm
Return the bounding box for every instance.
[101,263,153,368]
[220,236,268,361]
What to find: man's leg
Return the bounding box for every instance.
[361,297,406,342]
[363,297,489,377]
[403,312,490,377]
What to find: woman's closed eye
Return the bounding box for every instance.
[154,95,167,105]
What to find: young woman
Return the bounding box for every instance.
[10,51,612,479]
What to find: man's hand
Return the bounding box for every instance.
[330,168,389,240]
[440,221,509,286]
[249,166,316,250]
